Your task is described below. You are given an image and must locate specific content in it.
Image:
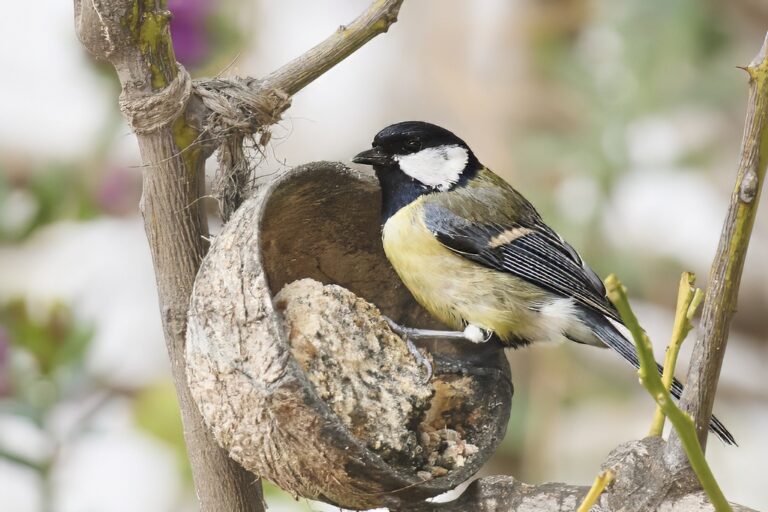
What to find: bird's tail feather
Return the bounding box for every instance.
[584,312,736,446]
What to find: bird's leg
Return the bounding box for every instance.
[383,317,497,381]
[384,316,469,382]
[384,317,508,384]
[384,317,469,341]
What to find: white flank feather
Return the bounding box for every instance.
[534,297,581,344]
[463,324,488,343]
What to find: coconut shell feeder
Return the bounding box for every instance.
[185,161,513,510]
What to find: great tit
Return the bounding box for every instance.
[353,120,734,445]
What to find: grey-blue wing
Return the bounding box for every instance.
[422,202,621,323]
[421,201,737,445]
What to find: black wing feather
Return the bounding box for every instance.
[424,203,620,322]
[423,202,736,445]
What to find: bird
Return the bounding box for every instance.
[352,120,735,445]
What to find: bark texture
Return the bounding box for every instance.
[402,438,755,512]
[74,2,263,510]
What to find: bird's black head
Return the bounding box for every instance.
[353,121,481,221]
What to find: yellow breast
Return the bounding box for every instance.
[381,198,542,339]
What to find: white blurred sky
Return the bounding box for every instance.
[0,0,113,160]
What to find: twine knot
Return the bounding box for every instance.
[118,64,292,220]
[118,64,193,134]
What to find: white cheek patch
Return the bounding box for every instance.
[394,145,469,190]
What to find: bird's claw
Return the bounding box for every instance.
[385,316,433,382]
[405,338,433,382]
[385,316,408,336]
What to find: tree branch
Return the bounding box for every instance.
[668,32,768,461]
[650,272,702,437]
[259,0,405,96]
[576,470,614,512]
[401,438,756,512]
[202,0,405,219]
[75,2,263,511]
[73,1,407,511]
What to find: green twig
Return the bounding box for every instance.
[576,470,614,512]
[604,274,732,512]
[0,445,47,473]
[648,272,702,437]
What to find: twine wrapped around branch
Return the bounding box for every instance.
[194,77,291,140]
[118,63,292,220]
[118,64,193,134]
[195,78,291,220]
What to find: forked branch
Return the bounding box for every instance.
[73,1,407,511]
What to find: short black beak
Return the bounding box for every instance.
[352,147,391,166]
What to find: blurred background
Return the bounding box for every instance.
[1,0,767,510]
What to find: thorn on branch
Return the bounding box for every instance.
[739,169,758,203]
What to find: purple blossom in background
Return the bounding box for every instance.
[0,326,11,397]
[168,0,214,68]
[97,167,142,216]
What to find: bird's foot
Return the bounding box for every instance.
[383,317,497,380]
[405,338,433,382]
[384,316,467,382]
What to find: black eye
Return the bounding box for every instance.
[404,140,422,152]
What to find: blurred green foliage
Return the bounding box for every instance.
[523,0,732,183]
[0,299,92,381]
[133,380,193,483]
[515,0,741,292]
[0,166,99,243]
[0,299,92,426]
